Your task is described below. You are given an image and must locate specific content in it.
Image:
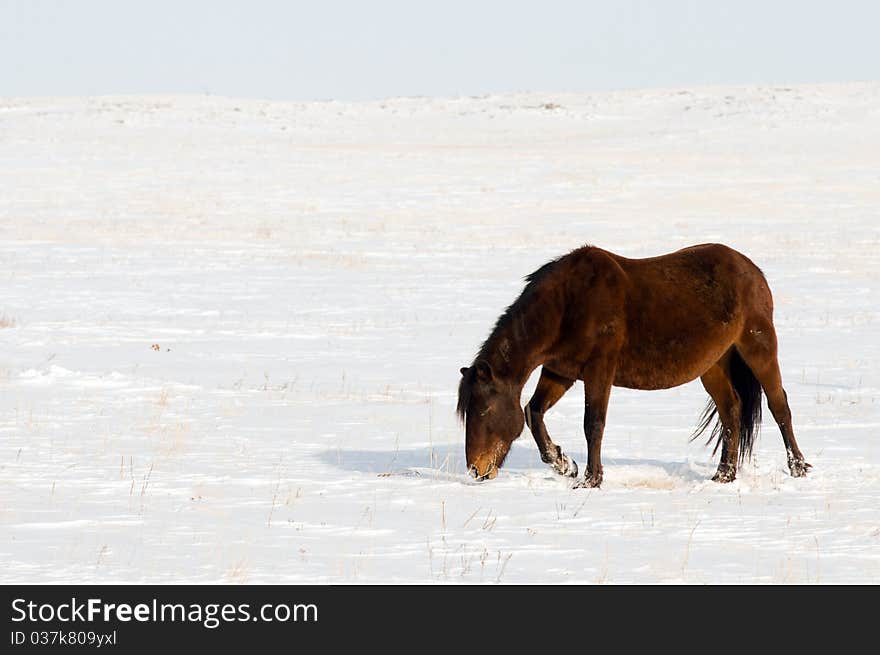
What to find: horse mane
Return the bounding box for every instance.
[456,371,474,422]
[457,246,591,422]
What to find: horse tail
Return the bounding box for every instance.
[692,349,763,464]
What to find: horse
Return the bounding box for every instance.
[457,243,810,487]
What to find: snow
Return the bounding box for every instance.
[1,84,879,583]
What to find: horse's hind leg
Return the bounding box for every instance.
[737,324,810,477]
[525,367,578,477]
[700,357,742,483]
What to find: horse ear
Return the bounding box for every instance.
[460,367,469,376]
[474,360,494,382]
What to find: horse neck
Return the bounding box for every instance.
[478,289,560,389]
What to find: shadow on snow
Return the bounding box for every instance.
[316,444,707,484]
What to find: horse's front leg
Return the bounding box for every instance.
[524,367,578,478]
[574,362,615,489]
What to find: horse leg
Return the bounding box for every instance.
[524,367,578,477]
[736,326,810,477]
[700,358,742,483]
[574,360,615,489]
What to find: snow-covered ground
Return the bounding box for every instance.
[1,83,879,583]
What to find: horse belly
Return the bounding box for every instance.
[613,336,733,390]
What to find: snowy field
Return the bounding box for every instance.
[1,83,879,583]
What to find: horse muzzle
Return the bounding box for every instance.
[468,463,498,481]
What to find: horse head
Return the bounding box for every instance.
[457,360,525,480]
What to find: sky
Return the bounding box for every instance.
[1,0,878,100]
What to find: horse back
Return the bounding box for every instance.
[564,244,771,389]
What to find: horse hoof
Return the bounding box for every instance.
[712,467,736,483]
[552,454,578,478]
[574,475,602,489]
[789,461,811,478]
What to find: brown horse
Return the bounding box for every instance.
[457,243,809,487]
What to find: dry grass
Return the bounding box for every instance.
[0,315,17,328]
